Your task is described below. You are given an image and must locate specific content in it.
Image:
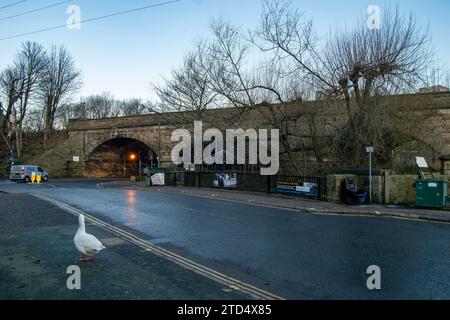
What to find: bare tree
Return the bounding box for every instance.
[0,65,23,155]
[203,18,256,111]
[23,107,45,133]
[154,18,265,120]
[117,98,148,116]
[204,18,325,174]
[12,42,47,158]
[65,100,89,120]
[40,45,82,149]
[253,0,321,88]
[255,0,433,165]
[65,95,149,124]
[149,1,433,173]
[84,92,118,119]
[154,47,219,124]
[424,62,450,90]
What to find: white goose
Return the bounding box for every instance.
[74,214,106,262]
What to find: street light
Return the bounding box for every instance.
[138,150,142,180]
[123,153,137,177]
[128,152,141,179]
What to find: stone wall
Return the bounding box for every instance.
[385,175,418,205]
[326,174,356,202]
[385,174,450,205]
[35,91,450,178]
[327,172,450,205]
[68,92,450,170]
[32,132,85,178]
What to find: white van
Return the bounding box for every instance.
[10,165,49,183]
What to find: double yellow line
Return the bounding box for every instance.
[33,194,285,300]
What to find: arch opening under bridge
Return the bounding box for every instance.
[85,137,159,178]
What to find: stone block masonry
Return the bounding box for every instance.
[31,92,450,180]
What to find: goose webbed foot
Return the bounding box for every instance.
[80,255,93,263]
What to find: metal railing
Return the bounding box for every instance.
[163,171,327,201]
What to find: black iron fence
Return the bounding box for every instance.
[161,171,327,201]
[237,173,275,193]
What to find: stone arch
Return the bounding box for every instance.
[85,133,112,158]
[85,137,159,178]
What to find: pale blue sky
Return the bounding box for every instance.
[0,0,449,100]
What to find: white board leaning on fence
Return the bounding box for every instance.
[415,157,429,169]
[151,173,165,186]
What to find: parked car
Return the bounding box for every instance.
[9,165,49,183]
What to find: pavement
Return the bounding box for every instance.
[2,179,450,299]
[102,181,450,224]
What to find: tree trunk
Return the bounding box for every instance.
[44,127,50,150]
[308,117,323,163]
[44,104,52,150]
[15,126,22,160]
[281,135,301,176]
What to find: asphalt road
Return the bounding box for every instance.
[2,179,450,299]
[0,191,250,300]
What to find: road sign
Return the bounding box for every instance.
[366,147,374,204]
[73,156,80,162]
[415,157,428,169]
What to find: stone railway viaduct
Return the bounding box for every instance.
[33,92,450,178]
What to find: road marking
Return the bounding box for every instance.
[32,194,284,300]
[27,183,57,188]
[100,237,127,247]
[313,211,450,225]
[150,189,450,225]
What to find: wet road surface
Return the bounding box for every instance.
[2,180,450,299]
[0,192,251,300]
